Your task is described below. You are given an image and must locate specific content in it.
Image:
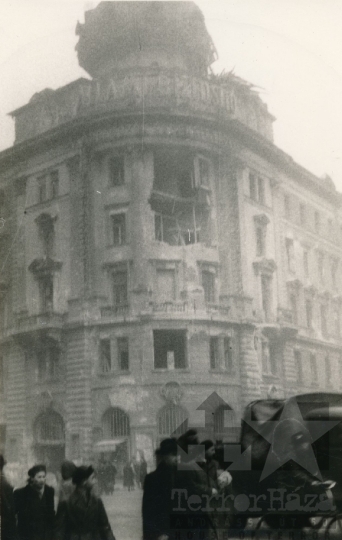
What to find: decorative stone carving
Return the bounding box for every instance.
[253,258,277,276]
[160,382,183,405]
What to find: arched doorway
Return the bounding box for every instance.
[157,404,188,442]
[95,407,130,479]
[34,410,65,472]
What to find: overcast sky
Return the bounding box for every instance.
[1,1,342,191]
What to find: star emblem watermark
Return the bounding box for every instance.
[243,398,341,481]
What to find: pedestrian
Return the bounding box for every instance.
[200,440,219,491]
[142,438,178,540]
[139,456,147,490]
[123,461,135,491]
[0,454,17,540]
[58,461,77,503]
[14,464,55,540]
[54,465,115,540]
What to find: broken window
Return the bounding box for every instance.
[109,156,125,187]
[210,337,219,369]
[202,270,215,303]
[153,149,194,198]
[153,330,187,369]
[100,339,111,373]
[157,269,176,302]
[112,213,126,246]
[117,337,129,371]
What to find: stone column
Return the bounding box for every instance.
[238,324,262,409]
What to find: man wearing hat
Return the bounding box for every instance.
[55,465,115,540]
[0,454,17,540]
[14,464,55,540]
[142,438,178,540]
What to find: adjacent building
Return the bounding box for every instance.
[1,1,342,475]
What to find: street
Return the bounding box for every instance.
[103,486,143,540]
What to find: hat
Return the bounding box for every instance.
[158,438,178,456]
[28,464,46,478]
[177,429,199,451]
[201,439,214,452]
[72,465,95,486]
[61,460,77,481]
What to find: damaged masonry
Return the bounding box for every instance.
[0,1,342,482]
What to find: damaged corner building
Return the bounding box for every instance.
[1,1,342,476]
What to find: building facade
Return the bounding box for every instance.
[1,1,342,475]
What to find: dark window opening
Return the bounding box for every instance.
[35,411,64,443]
[303,250,309,277]
[305,300,313,329]
[38,176,47,204]
[153,330,187,369]
[100,339,111,373]
[202,270,215,303]
[39,277,53,312]
[261,276,272,322]
[37,346,60,382]
[257,177,265,204]
[224,337,233,371]
[210,337,219,369]
[289,292,298,325]
[102,407,130,438]
[37,214,55,258]
[157,269,175,301]
[256,227,265,257]
[50,171,59,198]
[112,213,126,246]
[118,337,129,371]
[249,173,257,201]
[112,270,128,307]
[153,149,194,198]
[109,157,125,187]
[198,158,210,187]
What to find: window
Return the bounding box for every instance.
[36,213,55,257]
[157,269,175,302]
[111,213,126,246]
[153,330,187,369]
[320,304,327,336]
[202,270,215,303]
[256,227,265,257]
[325,356,332,386]
[210,337,219,369]
[158,405,188,438]
[331,259,338,289]
[285,238,295,272]
[198,158,210,187]
[35,411,64,443]
[39,276,53,312]
[310,354,318,384]
[71,434,80,459]
[294,350,303,383]
[333,307,340,337]
[300,204,306,227]
[257,177,265,205]
[284,194,290,219]
[305,299,313,329]
[289,292,298,325]
[213,406,235,440]
[102,408,130,438]
[261,275,272,322]
[37,176,47,204]
[317,252,324,283]
[112,269,128,307]
[117,337,129,371]
[249,173,257,201]
[50,171,59,198]
[314,211,320,234]
[109,156,125,186]
[303,250,309,277]
[100,339,111,373]
[261,340,270,373]
[37,346,60,382]
[224,337,233,371]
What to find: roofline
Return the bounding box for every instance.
[0,109,341,207]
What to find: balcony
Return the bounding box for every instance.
[16,312,65,334]
[100,304,130,319]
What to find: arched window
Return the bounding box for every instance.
[102,408,130,439]
[34,411,64,444]
[158,405,188,438]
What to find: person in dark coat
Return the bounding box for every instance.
[123,461,135,491]
[54,465,115,540]
[0,454,17,540]
[139,457,148,490]
[14,464,55,540]
[58,461,77,503]
[142,438,178,540]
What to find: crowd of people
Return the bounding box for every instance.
[0,430,232,540]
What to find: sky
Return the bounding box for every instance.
[1,0,342,191]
